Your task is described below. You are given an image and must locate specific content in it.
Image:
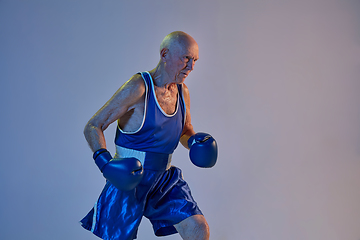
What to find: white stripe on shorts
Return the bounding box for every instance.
[91,200,98,233]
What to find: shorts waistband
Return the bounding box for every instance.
[114,145,172,171]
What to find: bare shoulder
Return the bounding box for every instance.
[181,83,191,104]
[105,73,144,107]
[182,83,190,94]
[118,73,145,98]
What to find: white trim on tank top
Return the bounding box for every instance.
[117,71,180,134]
[148,71,179,117]
[117,72,149,134]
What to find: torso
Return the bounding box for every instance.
[153,83,178,115]
[118,74,179,132]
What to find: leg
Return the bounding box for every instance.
[174,215,210,240]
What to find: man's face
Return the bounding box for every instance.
[166,41,199,84]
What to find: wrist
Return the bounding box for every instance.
[187,135,195,149]
[93,148,112,172]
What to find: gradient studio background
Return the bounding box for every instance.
[1,1,359,239]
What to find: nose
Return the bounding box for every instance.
[186,59,195,71]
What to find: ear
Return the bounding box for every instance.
[160,48,169,62]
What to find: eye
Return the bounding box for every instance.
[184,56,190,62]
[184,56,198,63]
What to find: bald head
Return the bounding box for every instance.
[160,31,197,53]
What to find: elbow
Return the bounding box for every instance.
[84,120,96,138]
[84,119,106,137]
[83,122,91,140]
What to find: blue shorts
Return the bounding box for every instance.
[80,150,202,240]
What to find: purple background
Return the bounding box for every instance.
[1,1,360,239]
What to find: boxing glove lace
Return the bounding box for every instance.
[188,132,218,168]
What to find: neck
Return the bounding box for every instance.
[150,61,177,89]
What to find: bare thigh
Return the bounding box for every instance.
[174,214,210,240]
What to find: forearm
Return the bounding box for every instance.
[84,122,107,152]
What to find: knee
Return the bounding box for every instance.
[195,219,210,239]
[176,215,210,240]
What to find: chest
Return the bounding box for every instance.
[154,86,178,115]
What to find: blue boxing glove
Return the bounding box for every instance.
[188,132,218,168]
[93,149,144,191]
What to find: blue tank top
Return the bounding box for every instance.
[115,71,186,154]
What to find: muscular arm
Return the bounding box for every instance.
[84,74,145,152]
[180,83,196,150]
